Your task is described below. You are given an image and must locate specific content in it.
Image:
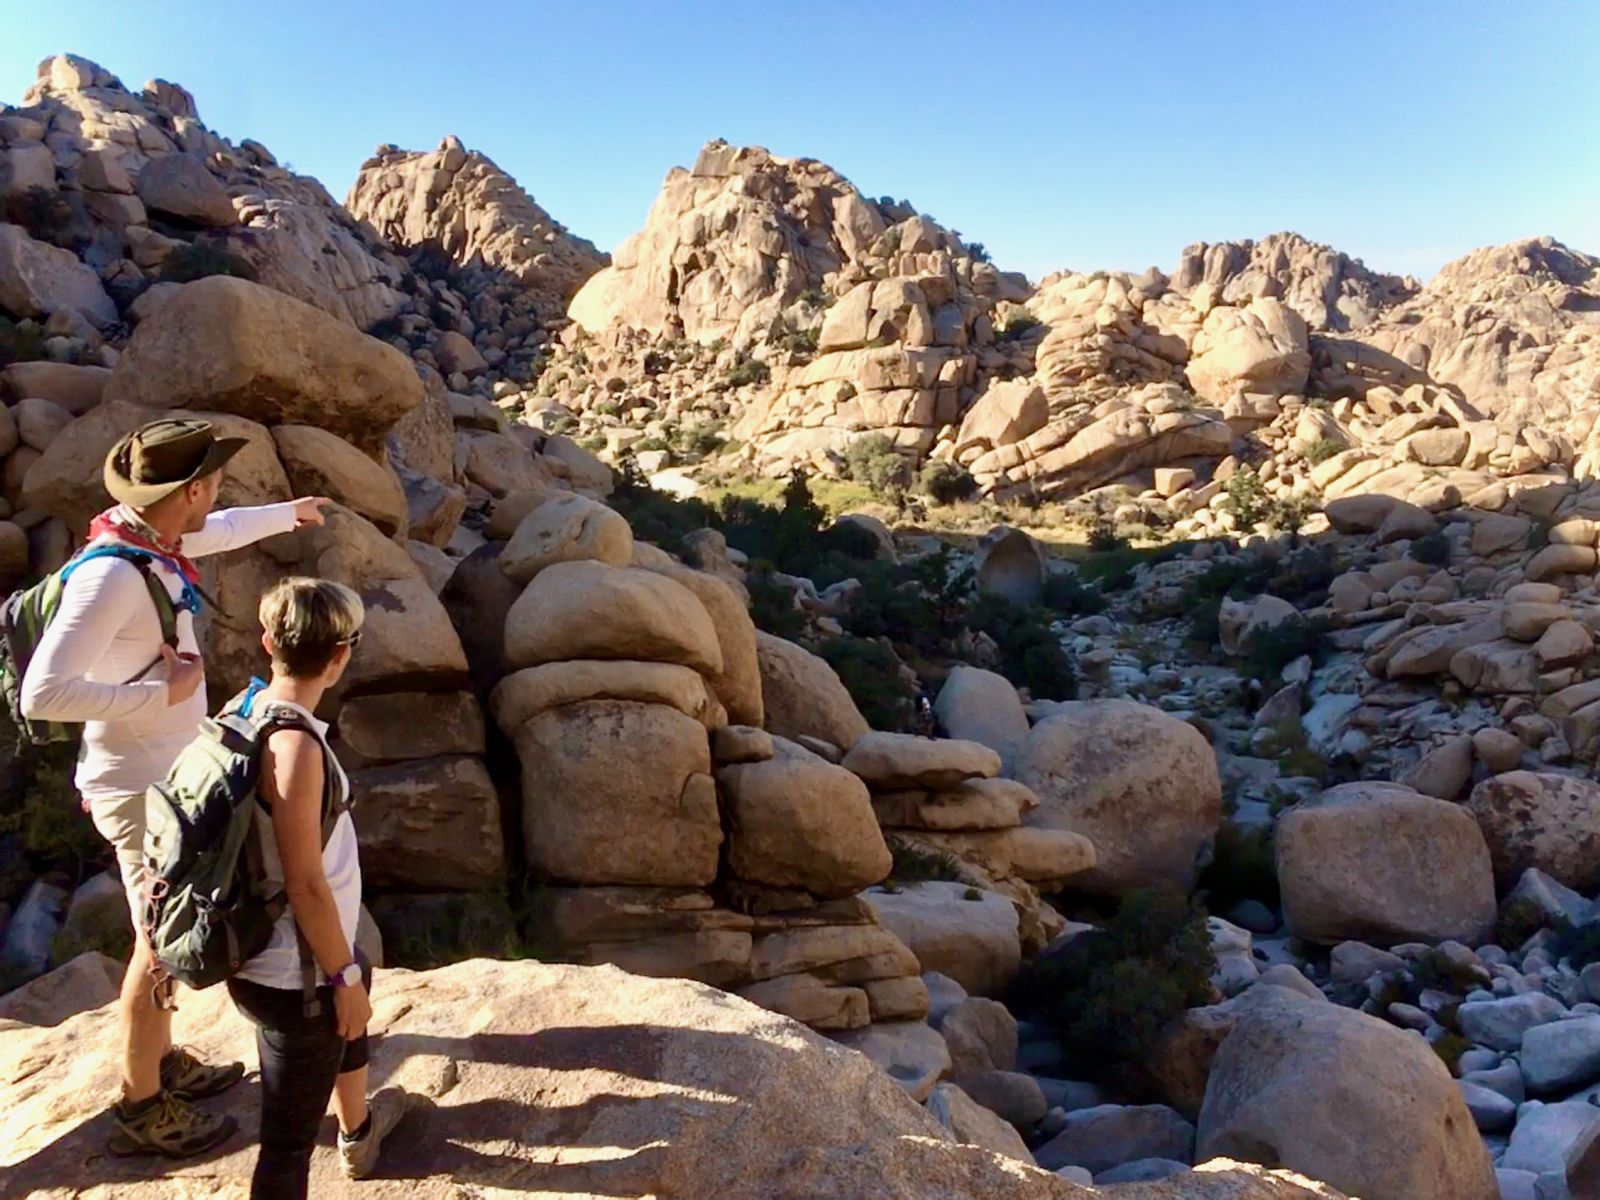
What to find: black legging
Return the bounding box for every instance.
[227,959,372,1200]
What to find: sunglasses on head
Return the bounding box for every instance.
[340,629,362,649]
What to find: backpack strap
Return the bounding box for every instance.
[60,545,184,653]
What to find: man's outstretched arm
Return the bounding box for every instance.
[180,497,329,558]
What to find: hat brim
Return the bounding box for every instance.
[103,435,250,508]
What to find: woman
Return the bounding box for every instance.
[227,577,410,1197]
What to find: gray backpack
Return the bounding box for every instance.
[142,682,343,998]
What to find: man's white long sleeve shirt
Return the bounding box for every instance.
[20,503,300,802]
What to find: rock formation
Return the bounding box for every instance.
[347,136,606,319]
[13,49,1600,1200]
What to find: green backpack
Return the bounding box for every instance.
[142,682,344,997]
[0,544,181,746]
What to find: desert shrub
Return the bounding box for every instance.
[1241,616,1327,687]
[797,287,833,310]
[918,460,978,505]
[718,472,835,578]
[819,636,919,731]
[673,419,727,461]
[745,567,807,640]
[3,186,76,246]
[159,241,258,284]
[51,910,133,966]
[1078,542,1143,592]
[1551,917,1600,971]
[1494,894,1550,951]
[1041,570,1106,617]
[0,316,46,367]
[968,594,1077,701]
[884,836,965,886]
[366,314,407,341]
[1264,492,1320,536]
[1257,716,1329,783]
[1087,520,1125,553]
[997,313,1042,342]
[767,315,820,357]
[1198,825,1280,912]
[0,736,106,882]
[844,434,914,503]
[1187,596,1225,650]
[1430,1031,1473,1076]
[604,464,717,556]
[725,354,771,387]
[841,547,972,661]
[1410,530,1451,566]
[377,894,519,969]
[1266,544,1343,604]
[1185,545,1341,610]
[1305,438,1345,465]
[1220,472,1270,532]
[1007,888,1217,1070]
[578,434,606,452]
[966,242,992,264]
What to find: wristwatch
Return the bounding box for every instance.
[330,961,362,989]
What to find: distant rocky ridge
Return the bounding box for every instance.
[517,143,1599,508]
[347,135,607,320]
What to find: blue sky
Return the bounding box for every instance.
[5,1,1597,283]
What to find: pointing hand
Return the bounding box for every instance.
[291,497,331,528]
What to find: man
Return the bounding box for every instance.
[21,417,330,1157]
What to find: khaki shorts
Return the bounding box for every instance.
[87,792,148,925]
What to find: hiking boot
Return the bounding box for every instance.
[338,1087,411,1179]
[160,1045,245,1100]
[108,1091,239,1158]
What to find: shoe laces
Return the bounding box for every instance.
[143,1090,201,1131]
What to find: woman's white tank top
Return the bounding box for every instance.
[231,698,362,989]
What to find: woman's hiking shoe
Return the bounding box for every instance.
[160,1045,246,1100]
[108,1091,239,1158]
[339,1087,411,1179]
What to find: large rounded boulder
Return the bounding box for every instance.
[508,699,721,887]
[504,561,723,676]
[933,665,1030,774]
[103,276,422,445]
[499,492,633,583]
[718,737,891,897]
[1185,297,1310,404]
[1276,782,1496,945]
[1015,699,1221,894]
[756,632,870,751]
[644,560,764,727]
[1466,770,1600,892]
[1197,999,1497,1200]
[270,423,409,537]
[23,400,290,532]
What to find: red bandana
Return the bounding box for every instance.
[86,508,201,585]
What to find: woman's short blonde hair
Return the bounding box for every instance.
[259,576,364,679]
